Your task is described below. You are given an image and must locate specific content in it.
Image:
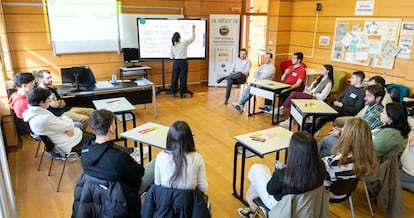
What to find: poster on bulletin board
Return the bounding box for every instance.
[331,18,401,69]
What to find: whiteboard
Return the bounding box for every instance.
[137,18,207,59]
[119,14,184,49]
[47,0,119,55]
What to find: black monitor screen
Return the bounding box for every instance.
[123,48,139,63]
[60,66,95,86]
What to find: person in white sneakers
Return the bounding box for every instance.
[231,53,275,112]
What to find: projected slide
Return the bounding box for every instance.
[137,18,207,59]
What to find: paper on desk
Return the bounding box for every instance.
[95,81,114,89]
[135,80,146,86]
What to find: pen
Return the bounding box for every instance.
[139,126,158,134]
[107,99,121,104]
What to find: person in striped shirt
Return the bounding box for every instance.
[322,117,377,200]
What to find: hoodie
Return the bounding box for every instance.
[8,92,28,119]
[81,140,144,189]
[22,105,82,154]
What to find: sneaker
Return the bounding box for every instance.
[259,105,272,113]
[237,207,253,218]
[130,147,149,163]
[232,102,243,113]
[274,107,286,116]
[224,99,229,105]
[62,155,78,161]
[216,77,225,83]
[279,118,290,127]
[44,150,63,160]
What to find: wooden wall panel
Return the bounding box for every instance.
[376,1,414,17]
[5,14,46,32]
[268,16,292,31]
[199,2,242,16]
[278,0,414,94]
[291,1,356,17]
[3,0,414,94]
[8,33,51,50]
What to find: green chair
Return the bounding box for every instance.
[331,70,346,94]
[326,70,346,104]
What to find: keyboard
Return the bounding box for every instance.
[126,65,143,68]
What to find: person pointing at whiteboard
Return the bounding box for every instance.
[170,24,195,98]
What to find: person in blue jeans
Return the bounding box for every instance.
[231,53,275,112]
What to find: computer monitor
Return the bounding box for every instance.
[60,66,96,90]
[123,48,140,66]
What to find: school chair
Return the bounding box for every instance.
[38,135,79,192]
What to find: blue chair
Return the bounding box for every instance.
[386,84,409,103]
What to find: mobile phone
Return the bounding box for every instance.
[251,137,265,142]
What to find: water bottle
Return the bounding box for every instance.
[111,72,117,84]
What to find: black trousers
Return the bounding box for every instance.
[171,59,188,95]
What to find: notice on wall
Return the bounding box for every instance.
[397,22,414,59]
[355,0,375,16]
[208,14,240,86]
[397,37,413,59]
[319,36,330,46]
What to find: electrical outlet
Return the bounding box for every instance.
[316,3,322,11]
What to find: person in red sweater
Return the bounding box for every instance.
[259,52,306,112]
[8,72,35,119]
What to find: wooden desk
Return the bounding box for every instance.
[289,99,338,134]
[58,78,157,118]
[93,97,136,146]
[248,80,291,125]
[233,127,293,205]
[120,122,169,165]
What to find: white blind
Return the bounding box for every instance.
[47,0,119,54]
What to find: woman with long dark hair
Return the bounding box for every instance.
[170,25,195,98]
[154,120,207,191]
[237,131,325,217]
[279,64,334,126]
[373,102,410,164]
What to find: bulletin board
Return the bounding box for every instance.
[331,18,401,69]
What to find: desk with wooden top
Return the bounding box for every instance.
[58,78,157,118]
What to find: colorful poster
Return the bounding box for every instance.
[335,23,348,41]
[208,14,240,86]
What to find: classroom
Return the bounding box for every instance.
[0,0,413,217]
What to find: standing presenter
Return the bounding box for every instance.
[170,24,195,98]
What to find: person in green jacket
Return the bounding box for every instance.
[368,103,410,181]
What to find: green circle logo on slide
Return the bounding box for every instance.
[139,18,146,25]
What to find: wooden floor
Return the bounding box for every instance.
[7,84,414,217]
